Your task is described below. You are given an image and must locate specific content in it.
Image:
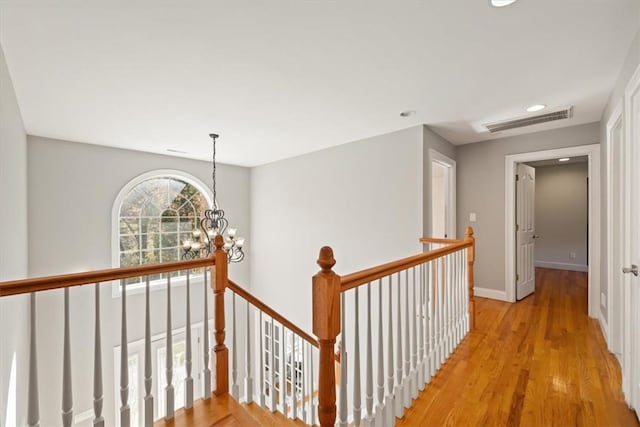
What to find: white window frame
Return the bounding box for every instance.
[111,169,213,297]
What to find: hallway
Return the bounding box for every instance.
[397,268,639,426]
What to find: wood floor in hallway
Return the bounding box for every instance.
[396,268,639,427]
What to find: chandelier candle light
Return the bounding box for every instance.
[182,133,245,263]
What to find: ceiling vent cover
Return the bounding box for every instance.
[484,107,573,133]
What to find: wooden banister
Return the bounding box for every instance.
[466,227,476,329]
[0,257,215,297]
[212,235,229,396]
[227,280,319,348]
[340,240,472,292]
[312,247,341,427]
[419,237,464,244]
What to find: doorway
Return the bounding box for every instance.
[516,157,589,301]
[504,144,601,317]
[429,149,456,239]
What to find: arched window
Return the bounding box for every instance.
[113,171,212,286]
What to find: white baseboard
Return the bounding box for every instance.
[474,287,508,301]
[599,312,610,347]
[535,260,588,272]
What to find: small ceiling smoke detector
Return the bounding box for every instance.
[491,0,518,7]
[400,110,416,117]
[526,104,546,113]
[558,158,570,162]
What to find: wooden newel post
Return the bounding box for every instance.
[212,235,229,396]
[465,227,476,329]
[312,246,341,427]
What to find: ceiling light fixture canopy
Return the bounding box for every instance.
[526,104,547,113]
[490,0,518,7]
[182,133,245,263]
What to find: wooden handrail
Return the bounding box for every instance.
[0,257,216,297]
[419,237,464,244]
[227,280,319,348]
[340,240,472,292]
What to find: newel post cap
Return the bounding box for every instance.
[465,226,474,240]
[214,234,225,251]
[317,246,336,272]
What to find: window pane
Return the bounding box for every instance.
[161,248,179,263]
[161,233,178,248]
[141,249,160,264]
[119,234,139,252]
[120,251,140,267]
[140,218,160,234]
[160,217,178,233]
[120,218,139,235]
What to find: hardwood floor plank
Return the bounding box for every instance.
[397,268,639,427]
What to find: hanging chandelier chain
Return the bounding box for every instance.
[211,133,218,206]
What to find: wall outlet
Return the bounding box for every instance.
[570,252,576,259]
[469,212,477,222]
[600,292,606,307]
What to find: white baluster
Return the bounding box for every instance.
[231,293,239,399]
[291,334,297,420]
[338,293,348,427]
[280,327,288,417]
[144,277,153,427]
[245,301,254,403]
[309,343,316,426]
[394,272,403,418]
[27,293,39,427]
[411,268,418,400]
[385,276,395,427]
[403,270,411,409]
[437,258,444,368]
[93,284,104,427]
[62,288,73,427]
[269,317,276,412]
[165,276,174,419]
[353,289,362,426]
[365,284,374,426]
[120,281,130,427]
[417,264,425,391]
[203,270,211,399]
[455,251,462,346]
[464,251,470,334]
[445,255,452,358]
[185,271,194,408]
[301,336,308,424]
[258,311,265,407]
[374,279,385,427]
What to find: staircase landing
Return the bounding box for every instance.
[154,394,309,426]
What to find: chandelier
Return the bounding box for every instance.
[182,133,245,263]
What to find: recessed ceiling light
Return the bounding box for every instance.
[491,0,518,7]
[400,110,416,117]
[526,104,547,113]
[558,158,570,162]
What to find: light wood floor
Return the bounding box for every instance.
[397,268,639,427]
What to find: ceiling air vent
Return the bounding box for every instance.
[484,107,573,133]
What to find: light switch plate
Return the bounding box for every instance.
[469,212,477,222]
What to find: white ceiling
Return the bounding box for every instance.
[1,1,638,167]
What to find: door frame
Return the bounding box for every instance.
[606,100,624,357]
[622,62,640,412]
[504,144,601,318]
[428,149,457,239]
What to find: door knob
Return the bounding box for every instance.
[622,265,638,277]
[533,235,540,239]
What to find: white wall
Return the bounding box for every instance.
[250,126,425,332]
[27,136,251,426]
[0,43,29,427]
[456,122,600,292]
[534,163,588,271]
[600,26,640,320]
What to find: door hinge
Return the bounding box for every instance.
[516,224,520,231]
[516,273,520,281]
[516,174,519,181]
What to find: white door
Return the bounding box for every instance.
[429,150,457,239]
[622,65,640,416]
[516,163,536,300]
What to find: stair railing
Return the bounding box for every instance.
[0,235,229,427]
[313,227,476,427]
[226,280,320,425]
